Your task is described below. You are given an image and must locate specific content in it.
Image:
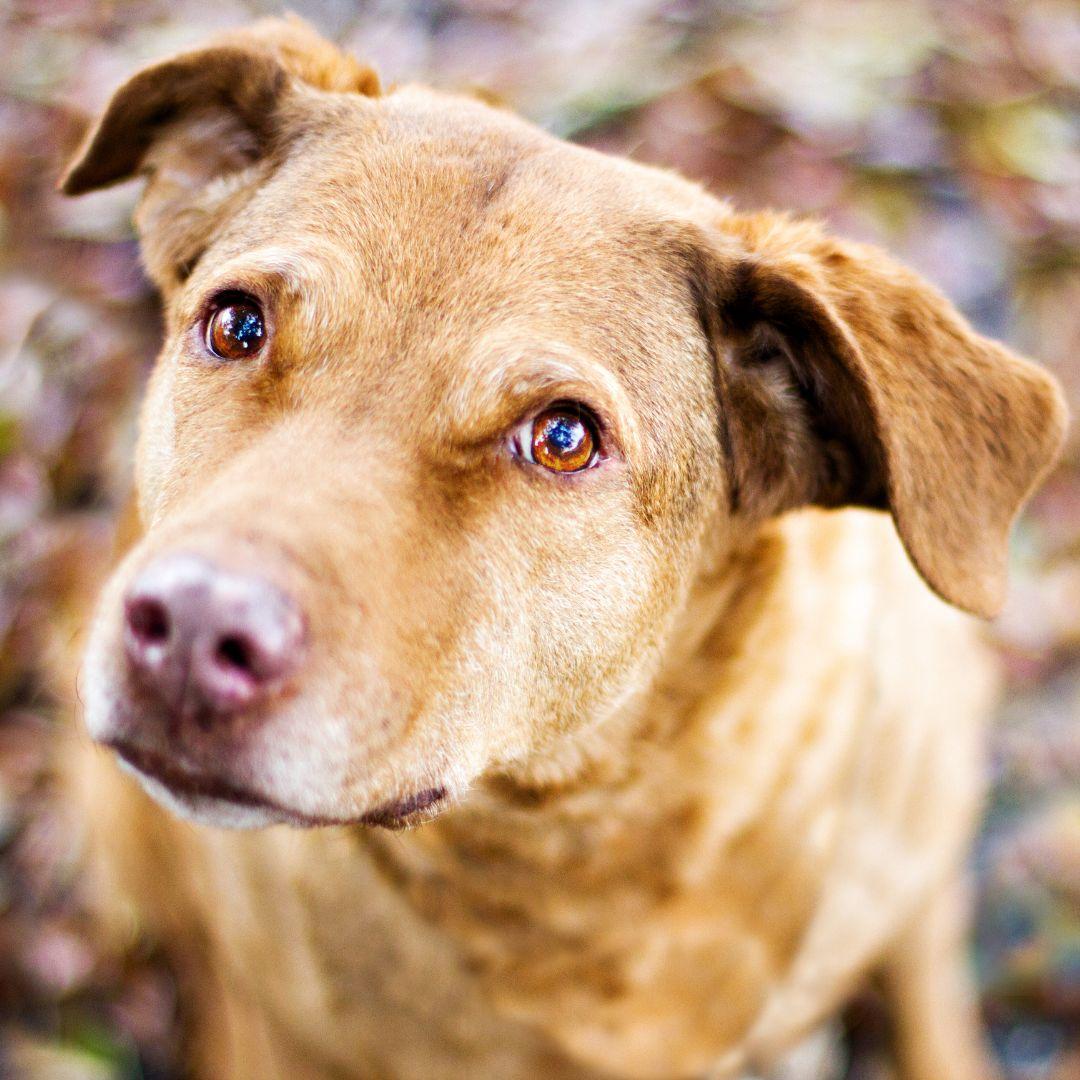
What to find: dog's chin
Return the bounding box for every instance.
[119,760,290,829]
[112,745,348,828]
[109,739,452,832]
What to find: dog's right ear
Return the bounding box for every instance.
[60,16,378,284]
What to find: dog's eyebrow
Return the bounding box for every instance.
[473,350,617,410]
[189,243,349,299]
[448,342,639,451]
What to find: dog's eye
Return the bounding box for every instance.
[516,406,599,473]
[205,294,266,360]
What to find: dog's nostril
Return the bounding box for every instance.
[127,597,171,645]
[216,634,255,674]
[123,552,305,719]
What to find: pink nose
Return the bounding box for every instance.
[123,552,305,723]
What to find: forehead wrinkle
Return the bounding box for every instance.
[448,341,641,449]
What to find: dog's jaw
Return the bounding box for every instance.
[116,756,286,829]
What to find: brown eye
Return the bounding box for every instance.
[526,407,598,473]
[205,295,266,360]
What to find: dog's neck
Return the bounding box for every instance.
[349,515,843,1073]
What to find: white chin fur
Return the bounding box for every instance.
[118,759,285,830]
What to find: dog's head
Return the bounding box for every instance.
[64,18,1066,829]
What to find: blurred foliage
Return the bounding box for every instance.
[0,1,1077,1077]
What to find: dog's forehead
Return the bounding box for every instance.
[279,86,611,215]
[247,88,685,302]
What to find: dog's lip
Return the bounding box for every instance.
[357,785,447,829]
[104,738,447,829]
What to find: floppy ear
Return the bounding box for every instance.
[60,16,378,284]
[694,214,1068,618]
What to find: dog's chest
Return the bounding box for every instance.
[173,512,995,1079]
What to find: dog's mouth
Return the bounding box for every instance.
[106,739,447,829]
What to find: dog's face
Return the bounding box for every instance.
[64,19,1066,829]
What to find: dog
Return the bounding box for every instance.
[59,16,1067,1080]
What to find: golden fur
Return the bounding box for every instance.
[59,17,1067,1079]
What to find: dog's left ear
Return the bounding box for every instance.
[689,215,1068,618]
[60,16,378,285]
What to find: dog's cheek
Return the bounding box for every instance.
[517,491,710,754]
[482,510,673,764]
[134,361,177,528]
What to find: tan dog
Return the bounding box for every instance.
[60,17,1067,1080]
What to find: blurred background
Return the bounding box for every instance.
[0,1,1077,1077]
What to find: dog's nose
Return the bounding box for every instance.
[123,552,305,721]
